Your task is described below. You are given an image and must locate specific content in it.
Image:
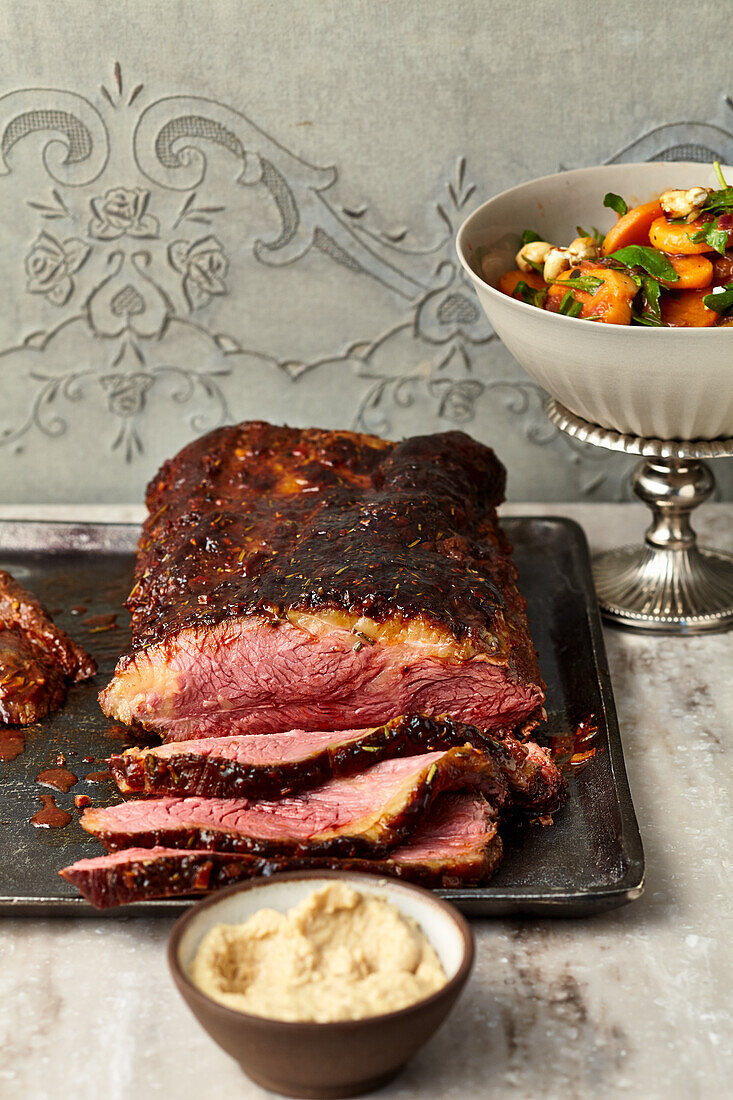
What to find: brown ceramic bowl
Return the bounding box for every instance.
[168,870,475,1098]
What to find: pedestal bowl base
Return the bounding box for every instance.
[593,544,733,634]
[546,399,733,635]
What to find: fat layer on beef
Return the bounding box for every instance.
[99,422,544,740]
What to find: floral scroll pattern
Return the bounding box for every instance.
[1,68,732,499]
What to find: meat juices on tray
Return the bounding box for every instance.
[0,570,96,725]
[99,422,544,741]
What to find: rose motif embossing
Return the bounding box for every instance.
[101,373,154,417]
[430,378,485,424]
[25,231,90,306]
[0,65,655,502]
[169,235,229,310]
[89,187,159,240]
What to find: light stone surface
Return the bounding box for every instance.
[1,502,732,1100]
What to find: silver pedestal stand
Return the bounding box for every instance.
[546,399,733,634]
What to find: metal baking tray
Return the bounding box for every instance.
[0,517,643,918]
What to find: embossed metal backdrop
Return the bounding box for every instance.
[0,0,731,502]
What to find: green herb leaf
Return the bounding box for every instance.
[698,163,733,213]
[634,276,663,326]
[689,217,731,255]
[513,280,547,308]
[520,229,544,246]
[550,275,604,294]
[603,192,628,217]
[576,225,605,246]
[558,289,583,317]
[702,282,733,314]
[644,277,662,319]
[701,187,733,212]
[524,257,545,275]
[608,245,679,281]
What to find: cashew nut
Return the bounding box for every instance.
[516,240,552,272]
[543,247,572,282]
[567,236,600,263]
[659,187,711,221]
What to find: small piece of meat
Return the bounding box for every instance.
[99,422,544,741]
[0,570,96,682]
[475,731,566,812]
[81,747,505,858]
[109,714,564,811]
[0,570,96,725]
[0,626,67,725]
[60,792,501,908]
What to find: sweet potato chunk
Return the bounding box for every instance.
[546,263,638,325]
[659,288,718,328]
[601,200,663,255]
[649,217,712,255]
[498,269,546,299]
[659,254,713,289]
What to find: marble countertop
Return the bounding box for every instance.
[1,503,731,1100]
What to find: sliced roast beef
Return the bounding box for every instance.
[81,747,504,858]
[61,792,501,907]
[0,570,96,725]
[109,714,564,811]
[99,422,544,740]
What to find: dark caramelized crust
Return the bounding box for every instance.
[126,422,536,679]
[0,626,68,725]
[81,746,505,859]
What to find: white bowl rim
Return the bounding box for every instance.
[456,160,733,334]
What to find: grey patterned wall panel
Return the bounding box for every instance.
[0,0,731,502]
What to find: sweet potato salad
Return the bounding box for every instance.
[496,163,733,326]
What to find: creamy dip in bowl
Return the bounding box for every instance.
[189,881,447,1023]
[168,870,474,1098]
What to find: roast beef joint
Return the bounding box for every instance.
[59,422,563,908]
[99,422,545,741]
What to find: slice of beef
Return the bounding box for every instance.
[0,570,96,682]
[109,714,564,811]
[81,747,505,858]
[61,792,501,908]
[0,571,96,725]
[99,422,544,740]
